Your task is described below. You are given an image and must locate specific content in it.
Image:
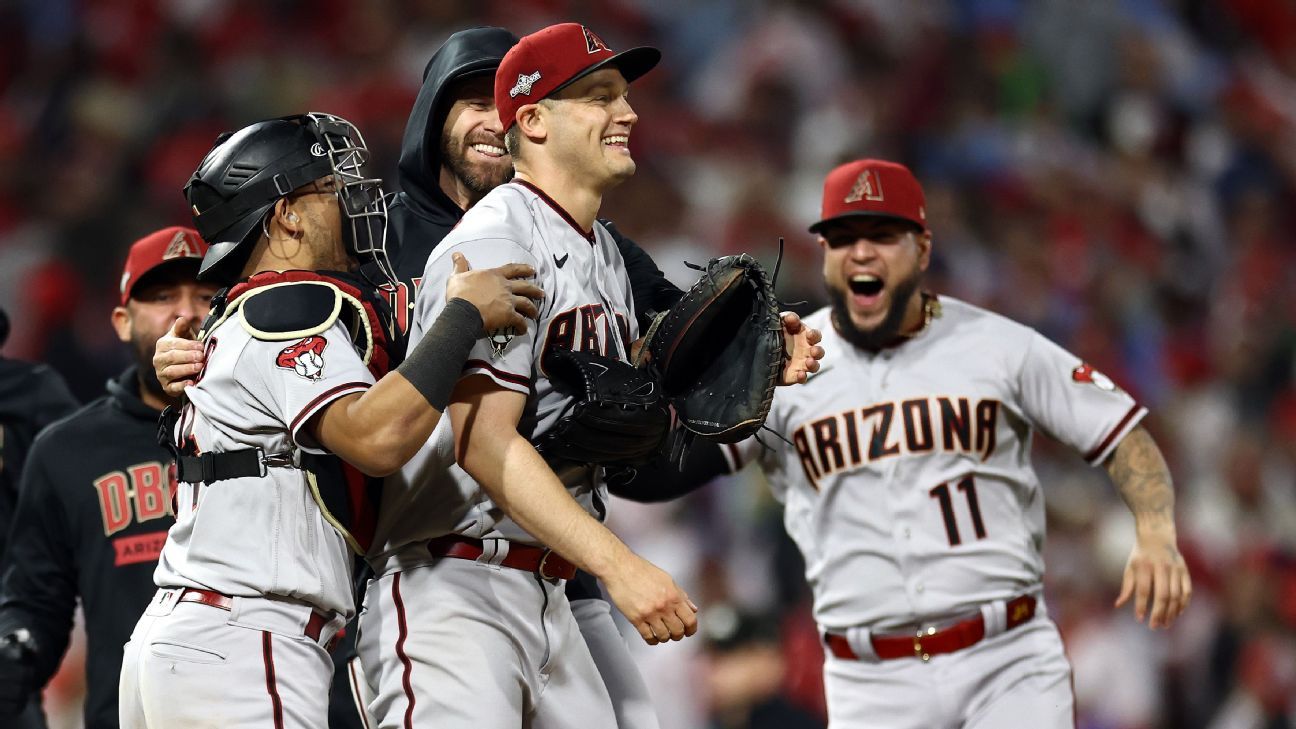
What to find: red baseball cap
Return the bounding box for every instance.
[119,226,208,305]
[808,159,927,234]
[495,23,660,130]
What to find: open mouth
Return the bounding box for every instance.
[848,274,884,297]
[603,134,629,149]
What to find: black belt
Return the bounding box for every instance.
[175,448,293,484]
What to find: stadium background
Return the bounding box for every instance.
[1,1,1294,727]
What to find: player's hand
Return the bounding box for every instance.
[154,317,205,397]
[780,311,824,385]
[446,252,543,333]
[1114,527,1192,629]
[601,555,698,646]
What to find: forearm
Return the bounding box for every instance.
[314,299,482,475]
[1104,426,1177,535]
[460,431,632,579]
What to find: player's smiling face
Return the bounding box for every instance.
[819,217,931,346]
[547,68,638,188]
[440,75,512,201]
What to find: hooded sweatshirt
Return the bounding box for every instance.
[383,27,682,343]
[385,27,518,338]
[0,367,168,729]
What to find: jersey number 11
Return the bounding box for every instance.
[929,476,987,547]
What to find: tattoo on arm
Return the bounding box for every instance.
[1104,425,1175,530]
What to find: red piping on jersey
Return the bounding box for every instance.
[511,179,595,243]
[392,574,416,729]
[464,359,531,388]
[1084,404,1142,463]
[348,660,373,729]
[262,631,285,729]
[290,382,372,436]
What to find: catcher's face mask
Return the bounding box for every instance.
[303,112,395,289]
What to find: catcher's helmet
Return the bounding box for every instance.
[185,113,392,285]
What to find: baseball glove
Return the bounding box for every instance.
[534,347,672,467]
[639,253,784,443]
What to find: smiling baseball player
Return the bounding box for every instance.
[356,23,699,729]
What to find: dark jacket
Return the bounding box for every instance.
[0,358,78,552]
[0,368,168,729]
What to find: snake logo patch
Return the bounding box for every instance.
[277,336,328,381]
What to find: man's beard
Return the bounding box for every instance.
[132,333,170,403]
[828,269,922,352]
[441,130,512,199]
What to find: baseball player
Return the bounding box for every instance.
[0,307,79,729]
[0,228,214,729]
[354,23,697,729]
[380,26,689,729]
[618,159,1192,728]
[118,113,541,729]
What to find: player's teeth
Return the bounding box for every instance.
[471,144,505,155]
[851,274,880,283]
[603,136,628,145]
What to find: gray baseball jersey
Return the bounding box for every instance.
[156,315,375,617]
[357,180,632,729]
[368,180,636,570]
[724,297,1146,633]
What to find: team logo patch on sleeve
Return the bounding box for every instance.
[277,336,328,381]
[1072,363,1117,392]
[489,327,518,359]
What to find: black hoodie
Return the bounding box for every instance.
[384,27,682,342]
[0,367,168,729]
[0,357,78,552]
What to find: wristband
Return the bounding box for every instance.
[397,298,483,410]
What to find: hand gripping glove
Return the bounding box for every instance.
[639,253,784,443]
[534,347,672,467]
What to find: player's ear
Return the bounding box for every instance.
[516,103,546,144]
[915,229,933,272]
[272,197,304,238]
[110,305,132,344]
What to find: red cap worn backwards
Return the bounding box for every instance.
[809,159,927,235]
[495,23,661,130]
[119,226,208,305]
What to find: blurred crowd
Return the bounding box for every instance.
[1,1,1294,728]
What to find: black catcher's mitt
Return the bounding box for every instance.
[535,347,672,467]
[640,253,784,443]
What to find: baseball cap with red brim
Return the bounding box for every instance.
[119,226,208,305]
[809,159,928,235]
[495,23,661,130]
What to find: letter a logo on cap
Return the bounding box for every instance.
[163,230,203,260]
[845,169,885,203]
[583,26,610,53]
